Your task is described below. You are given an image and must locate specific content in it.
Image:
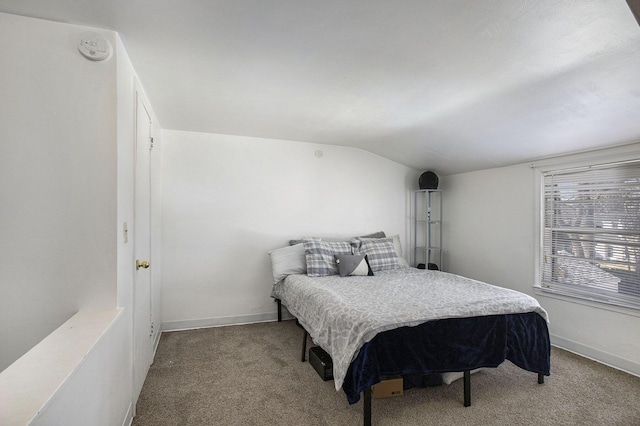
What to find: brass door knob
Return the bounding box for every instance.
[136,260,150,270]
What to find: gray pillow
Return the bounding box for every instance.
[355,237,401,272]
[303,238,353,277]
[289,231,385,246]
[359,234,410,268]
[359,231,386,239]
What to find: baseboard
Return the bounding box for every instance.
[162,311,294,332]
[121,402,133,426]
[152,327,161,359]
[551,334,640,378]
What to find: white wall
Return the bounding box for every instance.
[0,13,161,425]
[443,163,535,285]
[443,146,640,376]
[161,130,418,329]
[0,310,129,426]
[0,12,117,371]
[28,312,131,426]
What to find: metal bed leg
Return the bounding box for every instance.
[301,328,308,362]
[463,370,471,407]
[363,387,372,426]
[538,373,544,384]
[276,299,282,322]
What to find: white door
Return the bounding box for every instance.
[133,89,154,404]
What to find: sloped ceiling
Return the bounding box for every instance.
[2,0,640,175]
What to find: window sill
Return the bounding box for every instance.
[533,286,640,318]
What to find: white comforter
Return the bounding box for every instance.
[273,268,548,391]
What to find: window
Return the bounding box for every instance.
[540,159,640,310]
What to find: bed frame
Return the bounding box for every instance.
[276,298,545,426]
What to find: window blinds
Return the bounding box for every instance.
[541,160,640,309]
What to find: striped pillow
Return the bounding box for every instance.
[355,237,400,272]
[303,238,353,277]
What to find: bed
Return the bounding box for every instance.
[268,234,550,425]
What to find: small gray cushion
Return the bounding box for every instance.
[335,254,374,277]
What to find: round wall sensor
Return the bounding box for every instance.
[315,150,323,158]
[78,32,111,61]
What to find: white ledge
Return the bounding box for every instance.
[0,309,122,426]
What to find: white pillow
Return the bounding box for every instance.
[388,234,410,268]
[268,243,306,284]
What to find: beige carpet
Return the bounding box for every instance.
[132,319,640,425]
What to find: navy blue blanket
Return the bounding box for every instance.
[342,312,550,404]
